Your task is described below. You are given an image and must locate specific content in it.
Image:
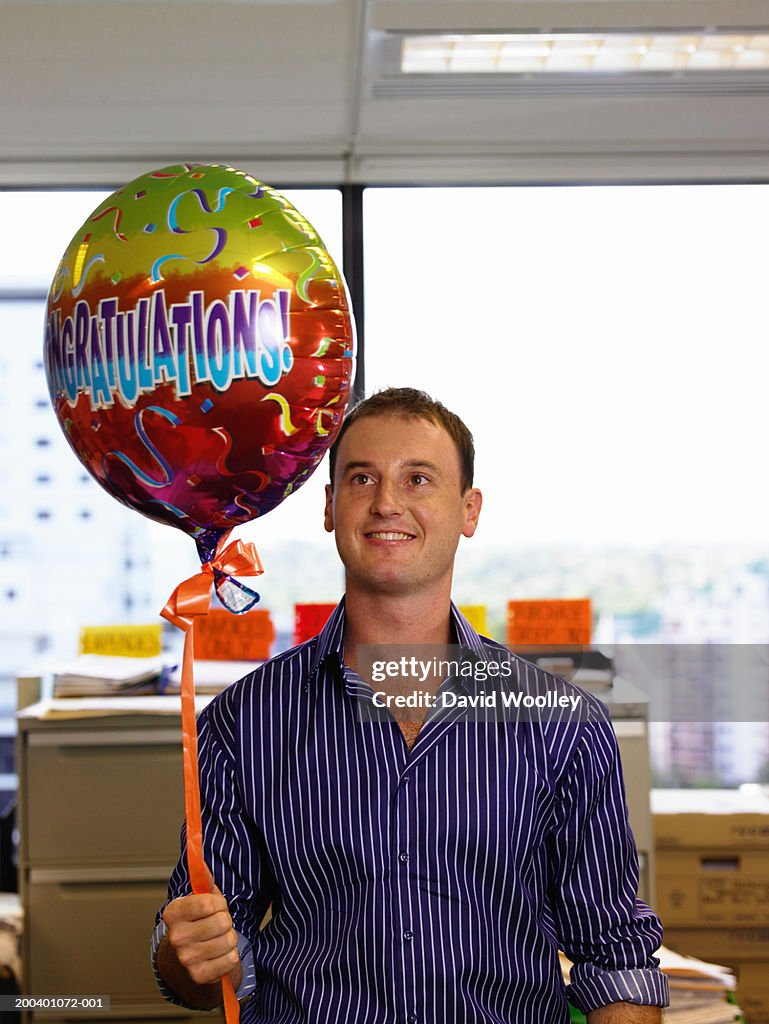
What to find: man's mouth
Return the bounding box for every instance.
[365,531,415,541]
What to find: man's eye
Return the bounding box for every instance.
[351,473,373,485]
[411,473,429,486]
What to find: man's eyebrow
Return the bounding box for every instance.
[340,460,376,475]
[403,459,442,474]
[340,459,443,475]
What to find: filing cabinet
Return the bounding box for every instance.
[17,704,224,1022]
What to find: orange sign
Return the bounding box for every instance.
[193,608,275,661]
[506,598,592,647]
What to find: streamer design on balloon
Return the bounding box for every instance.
[72,254,106,296]
[91,206,128,242]
[150,188,234,283]
[262,393,298,436]
[150,164,196,180]
[316,408,335,436]
[103,403,277,533]
[296,251,323,304]
[105,406,178,487]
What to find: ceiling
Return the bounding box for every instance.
[2,0,769,186]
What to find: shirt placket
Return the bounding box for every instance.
[390,756,420,1024]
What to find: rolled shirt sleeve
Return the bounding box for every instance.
[548,707,669,1014]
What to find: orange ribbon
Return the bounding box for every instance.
[161,530,263,1024]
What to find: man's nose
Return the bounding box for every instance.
[370,478,402,516]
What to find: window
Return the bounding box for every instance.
[3,181,767,788]
[364,184,769,786]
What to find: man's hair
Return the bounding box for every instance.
[328,387,475,492]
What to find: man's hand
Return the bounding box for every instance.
[156,864,242,1009]
[588,1004,662,1023]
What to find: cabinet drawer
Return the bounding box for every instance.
[28,877,173,1006]
[25,730,185,866]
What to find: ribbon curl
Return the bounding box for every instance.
[161,530,263,1023]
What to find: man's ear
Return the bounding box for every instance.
[461,487,483,539]
[324,484,334,533]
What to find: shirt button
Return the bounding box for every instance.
[403,929,413,941]
[407,1015,418,1023]
[399,852,409,863]
[402,775,410,785]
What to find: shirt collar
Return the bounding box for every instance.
[309,597,347,679]
[308,596,488,679]
[450,602,489,661]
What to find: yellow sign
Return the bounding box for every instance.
[79,624,163,658]
[459,605,488,636]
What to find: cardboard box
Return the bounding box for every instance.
[736,982,769,1024]
[653,789,769,851]
[655,812,769,850]
[734,962,769,987]
[656,849,769,926]
[664,927,769,962]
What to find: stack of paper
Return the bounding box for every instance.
[658,946,739,1023]
[560,946,741,1023]
[164,660,260,694]
[0,893,22,989]
[52,654,168,697]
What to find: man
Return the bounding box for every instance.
[153,387,668,1023]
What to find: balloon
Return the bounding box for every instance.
[43,162,355,558]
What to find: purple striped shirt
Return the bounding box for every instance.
[153,599,668,1022]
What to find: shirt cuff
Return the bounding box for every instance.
[151,916,257,1007]
[566,963,670,1014]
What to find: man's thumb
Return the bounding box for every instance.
[203,862,220,895]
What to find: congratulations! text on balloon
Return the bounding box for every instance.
[45,288,293,410]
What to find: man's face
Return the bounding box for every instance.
[324,413,482,599]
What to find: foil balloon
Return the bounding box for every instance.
[43,162,356,562]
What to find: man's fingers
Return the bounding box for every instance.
[166,907,234,945]
[174,925,239,970]
[180,944,241,987]
[162,902,240,987]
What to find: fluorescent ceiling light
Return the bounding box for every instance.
[401,32,769,74]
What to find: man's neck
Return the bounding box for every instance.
[342,586,454,672]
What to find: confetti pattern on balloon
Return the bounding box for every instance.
[43,163,356,539]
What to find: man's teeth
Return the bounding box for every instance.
[368,532,412,540]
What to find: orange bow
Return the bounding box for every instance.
[161,530,262,1024]
[161,532,264,631]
